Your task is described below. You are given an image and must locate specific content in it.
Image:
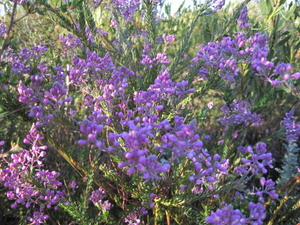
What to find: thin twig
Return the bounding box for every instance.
[165,210,171,225]
[266,176,300,225]
[0,2,18,60]
[13,11,31,24]
[0,106,27,119]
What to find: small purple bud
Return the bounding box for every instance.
[78,140,88,146]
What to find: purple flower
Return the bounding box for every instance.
[0,124,65,224]
[211,0,225,10]
[192,30,300,88]
[248,202,266,225]
[124,207,148,225]
[273,63,292,75]
[189,150,228,192]
[58,34,82,57]
[155,52,170,64]
[112,0,141,22]
[141,55,155,68]
[89,188,111,212]
[218,100,262,127]
[0,23,6,37]
[68,180,78,189]
[206,203,267,225]
[291,72,300,79]
[206,204,248,224]
[256,177,278,202]
[162,34,176,45]
[281,109,300,142]
[235,142,273,176]
[268,79,282,86]
[27,211,49,225]
[237,6,250,28]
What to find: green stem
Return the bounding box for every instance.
[169,7,212,77]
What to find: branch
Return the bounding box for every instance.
[0,2,18,60]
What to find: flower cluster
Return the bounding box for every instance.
[256,177,278,201]
[113,71,194,181]
[206,202,266,225]
[192,31,300,86]
[141,52,171,67]
[17,64,70,124]
[124,207,148,225]
[155,117,202,162]
[89,188,112,213]
[116,122,171,180]
[281,109,300,142]
[134,70,193,110]
[206,204,248,224]
[192,36,241,82]
[78,119,104,150]
[0,23,6,37]
[112,0,141,22]
[4,44,47,74]
[0,125,65,224]
[218,100,262,127]
[189,151,228,193]
[211,0,226,10]
[58,34,83,57]
[162,34,176,45]
[237,6,250,28]
[235,142,273,176]
[206,140,277,224]
[248,202,266,225]
[69,51,115,86]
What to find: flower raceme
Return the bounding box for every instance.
[235,142,273,176]
[206,202,266,225]
[192,32,300,86]
[0,125,65,225]
[0,23,6,37]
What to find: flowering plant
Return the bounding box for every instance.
[0,0,299,224]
